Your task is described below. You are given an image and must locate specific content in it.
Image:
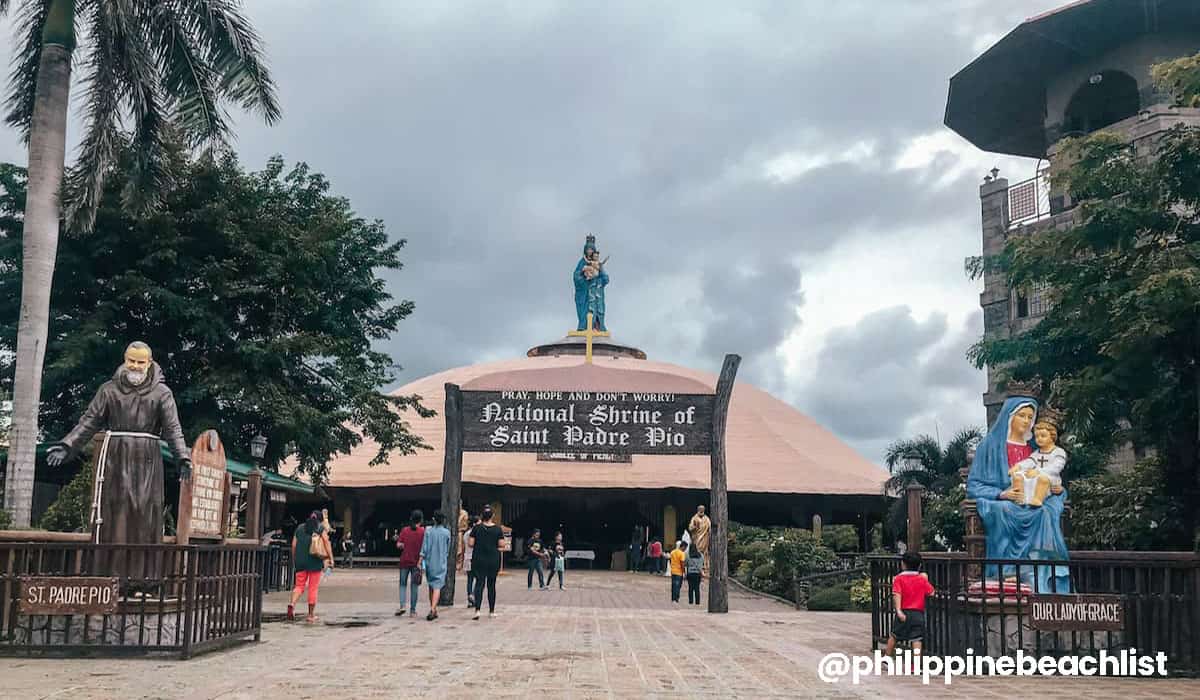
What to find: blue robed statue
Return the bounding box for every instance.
[966,388,1071,593]
[573,234,608,331]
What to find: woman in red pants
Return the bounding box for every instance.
[289,511,331,623]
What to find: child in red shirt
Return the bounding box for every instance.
[884,552,935,655]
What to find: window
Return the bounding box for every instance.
[1028,282,1051,317]
[1015,289,1029,319]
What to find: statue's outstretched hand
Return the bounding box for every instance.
[46,445,69,467]
[1050,485,1064,495]
[178,458,193,483]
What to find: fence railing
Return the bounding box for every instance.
[869,552,1200,676]
[0,541,263,658]
[262,542,293,593]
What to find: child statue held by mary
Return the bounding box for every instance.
[966,391,1071,593]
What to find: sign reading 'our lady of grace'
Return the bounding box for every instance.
[461,390,715,455]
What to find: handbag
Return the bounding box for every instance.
[309,531,328,560]
[413,567,423,586]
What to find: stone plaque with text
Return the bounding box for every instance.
[187,431,229,539]
[461,390,714,455]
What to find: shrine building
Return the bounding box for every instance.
[317,333,889,568]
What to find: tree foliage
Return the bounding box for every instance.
[881,427,981,547]
[0,0,281,230]
[0,153,432,484]
[1151,51,1200,108]
[1067,457,1190,551]
[967,125,1200,545]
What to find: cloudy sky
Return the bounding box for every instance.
[0,0,1055,464]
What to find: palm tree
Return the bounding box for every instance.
[882,427,983,544]
[1,0,280,526]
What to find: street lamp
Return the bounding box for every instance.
[901,451,923,474]
[250,434,268,461]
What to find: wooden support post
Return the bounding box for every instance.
[663,504,677,549]
[176,433,194,546]
[246,469,263,542]
[708,353,740,614]
[439,383,464,606]
[906,484,924,553]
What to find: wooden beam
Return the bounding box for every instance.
[708,353,740,613]
[439,383,464,605]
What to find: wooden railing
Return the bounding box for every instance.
[869,552,1200,676]
[0,538,263,658]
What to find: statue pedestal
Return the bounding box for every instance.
[953,596,1124,654]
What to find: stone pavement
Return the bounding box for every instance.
[1,569,1197,699]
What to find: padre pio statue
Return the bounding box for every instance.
[573,234,609,332]
[47,342,191,553]
[689,505,712,577]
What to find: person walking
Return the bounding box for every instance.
[526,528,547,590]
[288,511,331,623]
[419,511,452,621]
[341,534,355,568]
[685,542,704,605]
[647,538,663,575]
[545,531,566,590]
[668,540,686,603]
[469,507,504,619]
[464,515,480,607]
[395,509,425,617]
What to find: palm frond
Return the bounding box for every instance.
[3,0,50,141]
[187,0,281,123]
[0,1,12,16]
[149,0,228,145]
[63,4,125,232]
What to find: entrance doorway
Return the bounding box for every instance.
[505,495,657,570]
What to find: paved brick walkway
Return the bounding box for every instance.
[1,569,1197,698]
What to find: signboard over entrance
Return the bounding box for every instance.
[461,390,715,455]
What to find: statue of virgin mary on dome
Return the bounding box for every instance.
[966,381,1071,593]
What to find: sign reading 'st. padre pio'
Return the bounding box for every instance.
[461,390,714,455]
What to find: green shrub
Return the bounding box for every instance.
[849,576,872,611]
[807,586,853,611]
[821,524,860,552]
[1068,457,1188,550]
[772,529,836,577]
[0,508,11,529]
[39,461,93,533]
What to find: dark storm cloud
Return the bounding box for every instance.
[0,0,1051,459]
[798,307,988,454]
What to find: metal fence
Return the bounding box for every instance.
[869,552,1200,676]
[0,541,263,658]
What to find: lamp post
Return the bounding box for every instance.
[246,434,268,540]
[900,450,925,553]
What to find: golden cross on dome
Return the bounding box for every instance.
[567,312,610,364]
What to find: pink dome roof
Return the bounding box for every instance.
[320,354,887,496]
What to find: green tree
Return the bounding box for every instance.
[882,427,981,543]
[0,0,280,527]
[0,153,431,486]
[967,124,1200,547]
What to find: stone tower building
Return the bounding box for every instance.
[944,0,1200,429]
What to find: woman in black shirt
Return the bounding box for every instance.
[469,507,504,619]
